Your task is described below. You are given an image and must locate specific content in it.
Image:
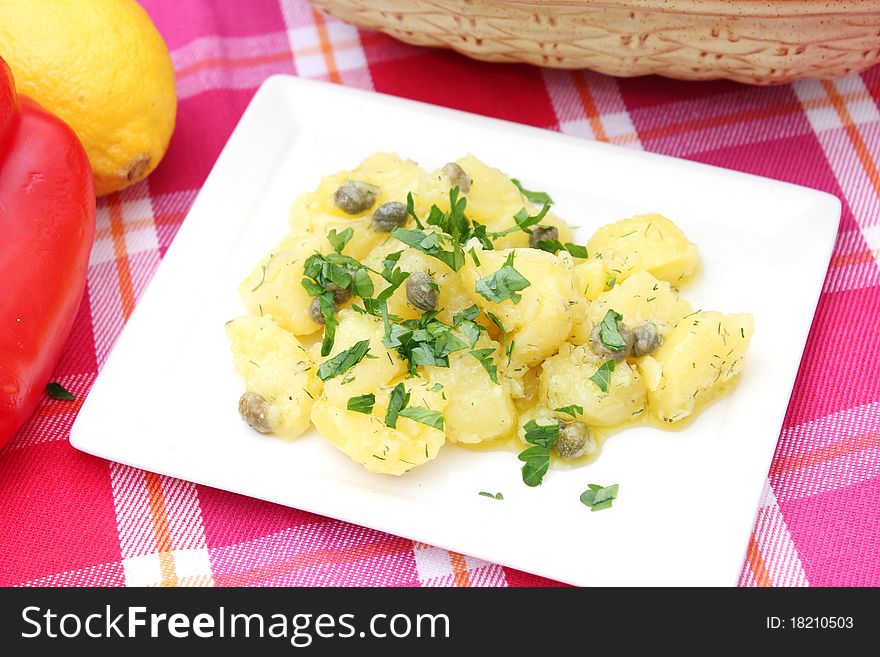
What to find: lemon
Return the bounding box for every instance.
[0,0,177,196]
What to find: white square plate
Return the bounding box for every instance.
[71,76,840,586]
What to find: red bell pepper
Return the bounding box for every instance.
[0,56,96,448]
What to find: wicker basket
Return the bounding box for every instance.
[309,0,880,84]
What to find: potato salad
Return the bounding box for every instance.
[226,153,753,485]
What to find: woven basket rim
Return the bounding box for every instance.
[495,0,880,18]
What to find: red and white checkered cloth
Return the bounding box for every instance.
[1,0,878,587]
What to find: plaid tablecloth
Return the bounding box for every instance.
[1,0,878,588]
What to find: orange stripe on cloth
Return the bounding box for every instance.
[746,533,773,587]
[449,552,472,587]
[830,248,880,268]
[311,8,341,84]
[144,472,179,587]
[107,194,136,322]
[571,71,609,142]
[822,80,880,201]
[769,431,880,477]
[176,50,293,79]
[212,536,412,586]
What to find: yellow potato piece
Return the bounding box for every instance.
[648,311,754,423]
[589,270,693,340]
[239,231,325,336]
[315,309,406,408]
[226,315,320,439]
[460,244,578,373]
[418,154,574,249]
[588,213,700,286]
[311,379,446,475]
[539,343,647,427]
[424,338,518,444]
[290,153,428,260]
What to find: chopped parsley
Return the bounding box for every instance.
[392,188,474,271]
[518,419,559,487]
[384,383,410,428]
[347,393,376,414]
[382,311,470,375]
[475,252,531,304]
[489,203,552,240]
[554,404,584,419]
[579,483,619,512]
[399,407,445,431]
[327,227,353,253]
[46,382,75,401]
[479,491,504,500]
[599,309,627,350]
[453,304,486,348]
[511,178,554,206]
[384,382,444,430]
[535,239,588,259]
[589,359,616,393]
[317,339,371,381]
[469,348,499,384]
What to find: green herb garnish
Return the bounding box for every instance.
[384,383,410,428]
[453,304,486,348]
[46,382,75,401]
[475,252,531,304]
[384,382,444,430]
[347,393,376,414]
[555,404,584,419]
[511,178,554,206]
[490,203,552,239]
[518,419,559,487]
[479,491,504,500]
[599,309,626,351]
[470,348,499,384]
[399,407,445,431]
[534,239,588,259]
[589,359,616,393]
[327,227,354,253]
[317,339,371,381]
[580,483,619,512]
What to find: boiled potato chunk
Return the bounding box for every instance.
[315,309,406,407]
[418,154,573,250]
[574,259,607,302]
[424,339,517,444]
[589,270,693,339]
[226,315,320,439]
[648,311,754,423]
[310,379,446,475]
[538,342,647,426]
[460,244,578,373]
[239,231,325,336]
[588,213,699,286]
[567,259,607,345]
[289,153,428,260]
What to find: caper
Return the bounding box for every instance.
[333,180,379,215]
[371,201,408,232]
[406,271,439,311]
[308,296,327,325]
[555,421,596,459]
[631,321,662,357]
[238,392,272,434]
[326,281,352,304]
[442,162,471,193]
[528,225,559,249]
[589,322,633,361]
